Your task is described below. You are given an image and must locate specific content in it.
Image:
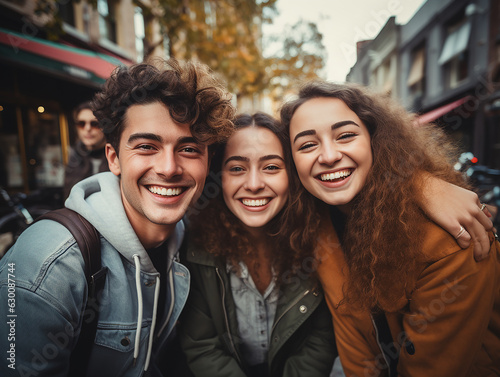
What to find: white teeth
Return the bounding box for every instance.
[148,186,182,196]
[242,198,270,207]
[320,170,352,181]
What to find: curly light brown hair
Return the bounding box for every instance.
[281,81,469,310]
[188,112,319,282]
[92,58,235,153]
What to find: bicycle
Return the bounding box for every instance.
[0,187,60,257]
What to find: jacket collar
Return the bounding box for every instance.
[185,241,223,268]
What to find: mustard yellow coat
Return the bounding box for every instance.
[316,218,500,377]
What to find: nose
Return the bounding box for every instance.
[156,150,183,178]
[244,169,265,192]
[318,142,342,166]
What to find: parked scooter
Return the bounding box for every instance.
[455,152,500,231]
[0,187,61,257]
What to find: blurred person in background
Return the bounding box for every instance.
[63,101,108,199]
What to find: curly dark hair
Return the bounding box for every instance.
[281,81,469,310]
[188,112,317,281]
[92,58,235,153]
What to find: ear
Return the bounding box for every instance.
[106,143,121,176]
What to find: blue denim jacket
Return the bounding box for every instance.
[0,173,190,377]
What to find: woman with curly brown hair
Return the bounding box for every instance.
[179,112,337,377]
[281,81,500,377]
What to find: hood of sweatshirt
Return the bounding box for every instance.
[65,172,185,274]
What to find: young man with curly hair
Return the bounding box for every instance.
[0,59,234,377]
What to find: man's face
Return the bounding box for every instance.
[106,102,209,245]
[76,108,106,150]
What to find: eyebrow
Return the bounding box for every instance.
[128,133,162,143]
[259,154,284,162]
[127,134,201,145]
[224,156,249,165]
[293,120,360,143]
[332,120,359,129]
[224,154,284,166]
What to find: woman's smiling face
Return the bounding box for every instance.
[222,126,289,229]
[289,97,373,212]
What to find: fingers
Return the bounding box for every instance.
[484,204,496,219]
[461,204,492,261]
[454,225,471,249]
[472,238,489,261]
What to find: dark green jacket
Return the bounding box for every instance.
[179,243,337,377]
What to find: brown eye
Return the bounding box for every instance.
[338,132,356,140]
[264,165,280,171]
[298,142,315,151]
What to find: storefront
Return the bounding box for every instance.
[0,28,125,199]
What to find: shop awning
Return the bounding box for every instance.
[0,27,127,86]
[417,96,471,125]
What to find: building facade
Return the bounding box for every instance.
[347,17,399,98]
[348,0,500,169]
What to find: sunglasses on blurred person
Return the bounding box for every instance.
[76,120,100,128]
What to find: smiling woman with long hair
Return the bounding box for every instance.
[281,81,500,377]
[179,113,336,377]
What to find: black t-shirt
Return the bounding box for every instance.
[328,205,347,244]
[145,242,193,376]
[147,243,168,327]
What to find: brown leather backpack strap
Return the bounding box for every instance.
[36,208,101,282]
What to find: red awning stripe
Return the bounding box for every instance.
[417,96,471,125]
[0,28,126,80]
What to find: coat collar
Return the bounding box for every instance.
[185,241,222,268]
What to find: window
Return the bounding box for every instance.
[25,108,64,188]
[370,57,394,95]
[408,47,425,87]
[408,46,425,100]
[98,0,117,43]
[439,17,470,89]
[58,1,75,27]
[447,51,469,88]
[0,104,22,188]
[134,7,145,62]
[382,60,394,94]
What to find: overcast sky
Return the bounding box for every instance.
[263,0,427,82]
